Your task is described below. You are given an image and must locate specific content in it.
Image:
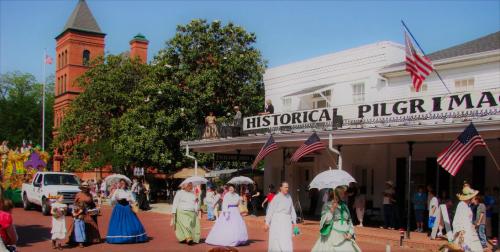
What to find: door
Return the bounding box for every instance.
[32,174,44,205]
[294,163,314,219]
[396,157,406,229]
[472,156,486,193]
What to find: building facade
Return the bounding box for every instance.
[183,32,500,220]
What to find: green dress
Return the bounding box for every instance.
[174,210,201,243]
[311,201,361,252]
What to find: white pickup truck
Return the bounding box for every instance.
[21,172,81,215]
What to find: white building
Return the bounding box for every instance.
[182,31,500,223]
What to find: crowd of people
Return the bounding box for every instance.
[0,169,498,252]
[26,177,152,251]
[170,181,361,251]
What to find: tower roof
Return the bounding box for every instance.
[130,33,149,43]
[57,0,105,38]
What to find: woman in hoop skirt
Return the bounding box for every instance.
[205,184,248,246]
[106,179,148,244]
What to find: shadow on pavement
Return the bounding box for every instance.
[16,224,51,247]
[245,239,264,245]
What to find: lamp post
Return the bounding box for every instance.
[406,141,414,239]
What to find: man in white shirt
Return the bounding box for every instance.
[382,181,396,229]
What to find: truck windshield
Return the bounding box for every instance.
[43,174,80,186]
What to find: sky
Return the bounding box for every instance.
[1,0,499,82]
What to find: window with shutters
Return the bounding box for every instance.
[352,83,365,103]
[454,78,474,91]
[282,97,292,112]
[313,100,327,109]
[410,83,428,93]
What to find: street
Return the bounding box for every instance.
[13,206,413,252]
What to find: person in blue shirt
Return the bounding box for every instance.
[413,186,427,232]
[484,187,495,238]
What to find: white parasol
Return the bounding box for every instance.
[104,174,132,186]
[179,176,208,187]
[227,176,254,185]
[309,169,356,190]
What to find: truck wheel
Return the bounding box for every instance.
[41,197,51,216]
[23,193,32,210]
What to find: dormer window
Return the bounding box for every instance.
[83,50,90,66]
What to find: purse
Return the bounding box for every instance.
[428,216,436,228]
[320,219,334,236]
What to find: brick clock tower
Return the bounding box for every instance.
[53,0,105,171]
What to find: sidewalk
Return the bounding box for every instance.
[149,202,172,214]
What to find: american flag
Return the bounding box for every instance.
[405,31,434,92]
[252,135,278,168]
[44,54,53,65]
[290,132,326,162]
[437,123,486,176]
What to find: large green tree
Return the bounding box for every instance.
[54,55,151,172]
[112,19,266,170]
[0,71,54,149]
[56,19,265,172]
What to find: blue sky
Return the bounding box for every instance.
[1,0,499,82]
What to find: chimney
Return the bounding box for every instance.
[129,33,149,64]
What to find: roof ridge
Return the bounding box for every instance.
[427,31,500,60]
[58,0,104,38]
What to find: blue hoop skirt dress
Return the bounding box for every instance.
[106,199,148,244]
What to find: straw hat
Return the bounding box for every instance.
[456,185,478,201]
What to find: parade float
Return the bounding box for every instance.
[0,144,49,205]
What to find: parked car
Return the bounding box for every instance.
[21,172,81,215]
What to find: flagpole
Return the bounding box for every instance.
[401,20,452,94]
[484,144,500,171]
[42,49,46,152]
[325,149,338,169]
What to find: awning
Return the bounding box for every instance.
[205,169,238,178]
[181,120,500,153]
[169,167,210,179]
[283,84,333,98]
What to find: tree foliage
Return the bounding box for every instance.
[54,55,150,171]
[0,71,54,149]
[55,19,266,172]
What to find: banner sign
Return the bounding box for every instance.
[214,153,255,162]
[356,90,498,119]
[133,167,145,177]
[243,108,341,131]
[243,90,499,132]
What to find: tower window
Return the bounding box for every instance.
[83,50,90,66]
[63,74,67,93]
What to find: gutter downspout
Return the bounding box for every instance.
[185,145,198,176]
[329,133,342,170]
